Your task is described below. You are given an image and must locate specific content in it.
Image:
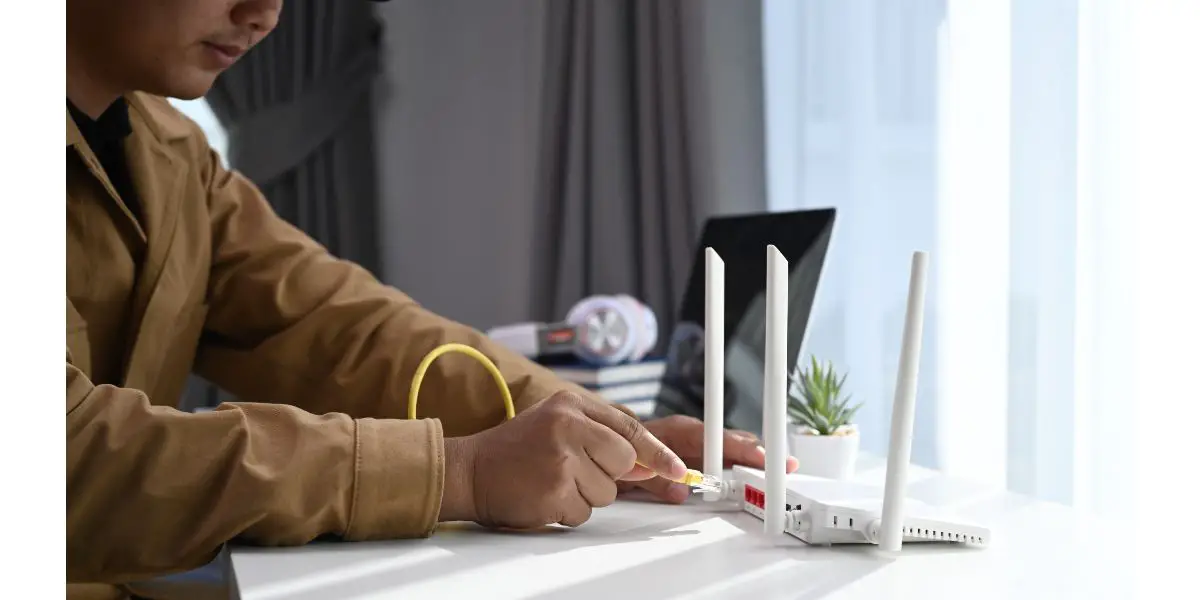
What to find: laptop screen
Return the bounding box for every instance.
[653,208,836,436]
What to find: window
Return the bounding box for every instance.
[762,0,1200,515]
[166,97,229,168]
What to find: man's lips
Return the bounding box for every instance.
[201,41,248,68]
[204,42,247,60]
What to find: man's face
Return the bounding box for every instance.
[68,0,283,99]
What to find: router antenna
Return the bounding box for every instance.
[764,246,788,535]
[703,248,725,502]
[878,251,929,552]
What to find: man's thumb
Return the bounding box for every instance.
[618,463,657,481]
[636,477,690,504]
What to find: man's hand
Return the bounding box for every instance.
[438,392,688,529]
[618,414,800,503]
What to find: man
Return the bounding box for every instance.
[66,0,793,597]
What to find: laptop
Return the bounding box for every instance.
[652,208,836,436]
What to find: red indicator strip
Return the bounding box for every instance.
[744,485,765,508]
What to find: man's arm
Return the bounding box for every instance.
[187,116,595,435]
[66,352,438,583]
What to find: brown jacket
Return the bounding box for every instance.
[67,93,602,598]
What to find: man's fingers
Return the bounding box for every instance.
[582,401,687,481]
[714,432,800,474]
[752,445,801,473]
[722,429,767,466]
[728,429,759,444]
[576,462,619,508]
[557,485,593,527]
[634,477,691,504]
[581,421,639,479]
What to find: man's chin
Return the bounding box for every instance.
[150,74,220,101]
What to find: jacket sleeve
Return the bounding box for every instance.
[192,143,598,433]
[66,352,436,584]
[171,109,611,540]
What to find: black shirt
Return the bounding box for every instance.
[68,98,142,225]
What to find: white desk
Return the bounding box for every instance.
[230,457,1136,600]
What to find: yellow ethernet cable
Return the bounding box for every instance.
[408,343,515,421]
[408,342,723,493]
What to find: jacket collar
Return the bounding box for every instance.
[64,90,191,269]
[66,92,194,389]
[66,93,191,149]
[66,109,85,148]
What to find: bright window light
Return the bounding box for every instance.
[166,97,229,168]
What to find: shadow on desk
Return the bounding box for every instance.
[233,493,889,600]
[516,496,886,600]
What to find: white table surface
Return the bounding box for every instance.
[229,456,1136,600]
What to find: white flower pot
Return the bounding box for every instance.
[787,424,859,480]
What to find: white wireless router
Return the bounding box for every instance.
[702,246,990,551]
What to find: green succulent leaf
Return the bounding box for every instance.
[786,355,857,435]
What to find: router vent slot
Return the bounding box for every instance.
[903,526,981,544]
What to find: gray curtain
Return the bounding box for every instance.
[532,0,719,354]
[372,0,765,346]
[183,0,386,410]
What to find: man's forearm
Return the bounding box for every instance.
[68,362,444,583]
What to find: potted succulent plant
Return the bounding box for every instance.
[787,356,862,480]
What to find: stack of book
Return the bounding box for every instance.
[543,358,666,419]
